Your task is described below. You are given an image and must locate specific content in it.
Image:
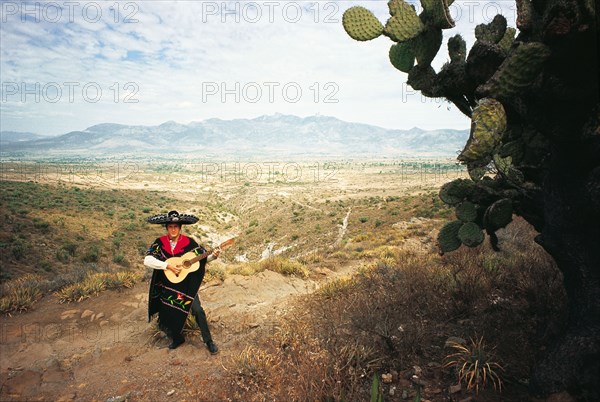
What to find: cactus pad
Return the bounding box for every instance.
[458,98,507,164]
[498,27,516,52]
[415,27,443,66]
[474,14,507,44]
[448,34,467,63]
[438,220,462,253]
[458,222,484,247]
[484,198,513,231]
[342,6,384,41]
[384,0,425,42]
[456,201,477,222]
[389,42,416,73]
[439,178,475,205]
[407,64,439,97]
[480,42,551,100]
[419,0,455,29]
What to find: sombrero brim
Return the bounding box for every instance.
[147,214,199,225]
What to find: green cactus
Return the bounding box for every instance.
[456,201,478,222]
[458,98,507,163]
[384,0,426,42]
[414,27,443,66]
[467,164,489,181]
[438,220,462,253]
[474,14,507,44]
[389,42,416,73]
[439,178,475,205]
[483,198,513,231]
[479,42,551,100]
[342,6,384,42]
[448,34,467,63]
[493,154,525,184]
[498,27,516,52]
[419,0,455,29]
[407,65,440,97]
[458,222,485,247]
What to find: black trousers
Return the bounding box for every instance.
[190,294,213,343]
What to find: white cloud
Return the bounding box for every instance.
[1,0,517,135]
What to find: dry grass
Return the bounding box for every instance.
[211,218,565,401]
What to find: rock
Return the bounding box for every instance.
[167,389,175,396]
[402,389,408,399]
[105,393,129,402]
[381,373,393,383]
[81,310,94,319]
[96,312,105,319]
[61,309,79,320]
[100,320,110,327]
[249,323,260,329]
[445,336,467,348]
[389,386,396,396]
[449,384,462,394]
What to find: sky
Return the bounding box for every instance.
[0,0,518,135]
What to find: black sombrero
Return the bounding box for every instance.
[147,210,199,225]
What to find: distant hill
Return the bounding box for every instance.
[0,131,49,145]
[0,114,468,159]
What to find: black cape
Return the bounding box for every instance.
[146,235,207,339]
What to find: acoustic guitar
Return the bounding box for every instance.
[164,238,235,284]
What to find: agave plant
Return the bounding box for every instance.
[444,336,503,393]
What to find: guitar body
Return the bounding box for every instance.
[164,252,201,284]
[162,238,235,284]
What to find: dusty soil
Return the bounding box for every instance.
[0,267,345,401]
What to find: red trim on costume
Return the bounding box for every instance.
[159,235,191,256]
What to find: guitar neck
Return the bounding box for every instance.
[187,249,211,264]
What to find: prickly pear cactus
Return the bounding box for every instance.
[459,98,507,163]
[474,15,508,44]
[419,0,455,29]
[456,201,477,222]
[384,0,426,42]
[484,198,513,231]
[458,222,485,247]
[438,220,462,253]
[448,35,467,63]
[479,42,551,100]
[342,7,384,41]
[439,179,475,205]
[389,42,415,73]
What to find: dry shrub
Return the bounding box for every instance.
[209,218,565,401]
[0,274,43,313]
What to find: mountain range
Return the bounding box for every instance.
[0,114,468,159]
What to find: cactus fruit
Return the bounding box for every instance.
[342,6,384,41]
[456,201,477,222]
[458,222,485,247]
[439,178,475,205]
[459,98,507,163]
[479,42,551,100]
[448,34,467,63]
[414,27,443,66]
[389,42,416,73]
[384,0,426,42]
[484,198,513,231]
[438,220,462,253]
[419,0,455,29]
[498,27,516,52]
[474,15,508,44]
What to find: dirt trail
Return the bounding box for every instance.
[0,269,324,401]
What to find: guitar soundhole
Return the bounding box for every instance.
[183,260,191,268]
